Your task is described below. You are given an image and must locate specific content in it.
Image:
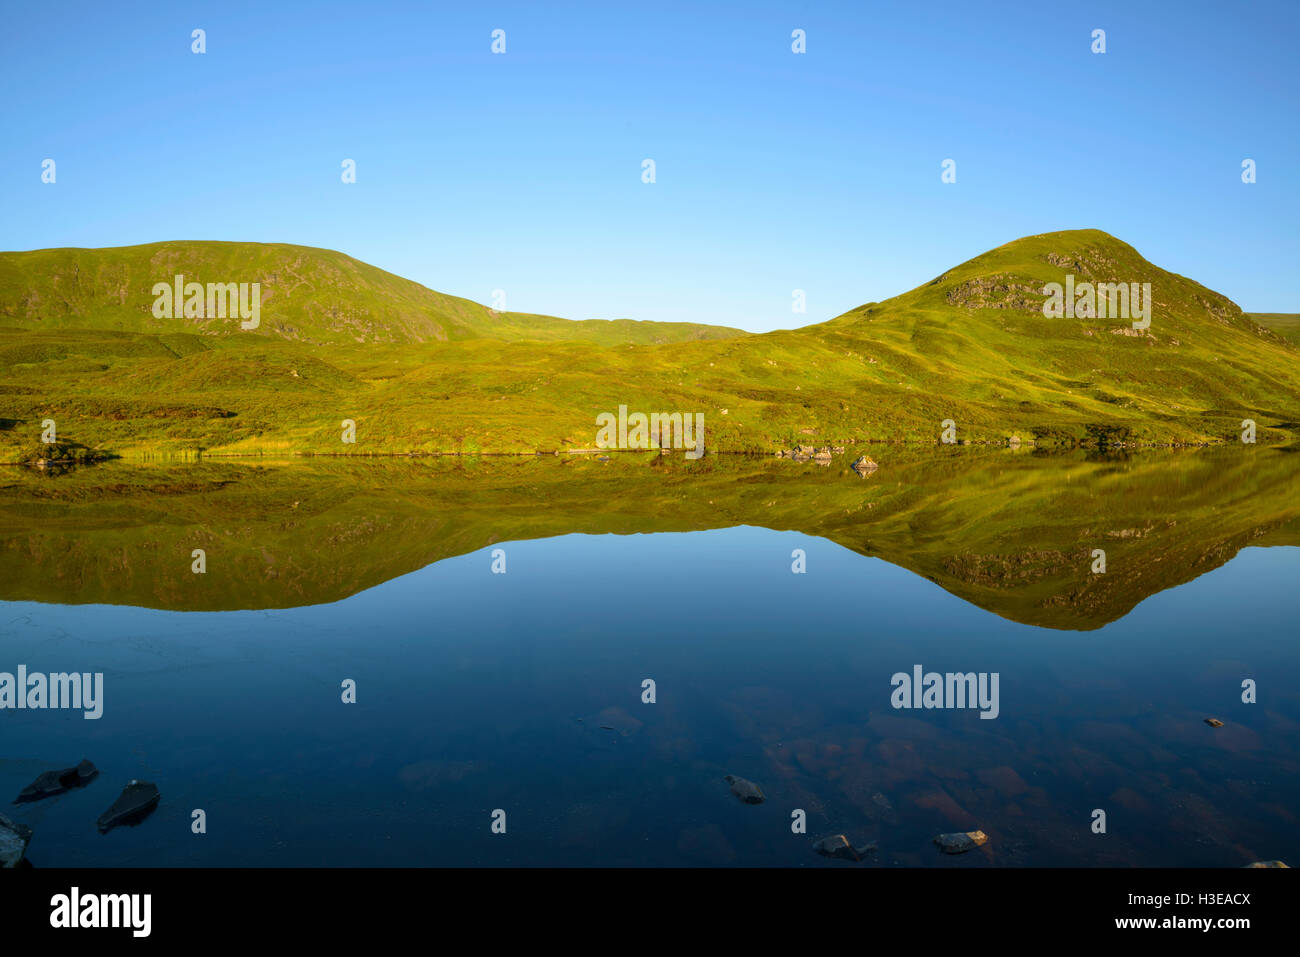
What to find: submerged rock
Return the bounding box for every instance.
[723,774,765,805]
[96,780,160,834]
[1205,718,1225,728]
[934,830,989,854]
[581,706,643,739]
[0,813,33,868]
[1244,860,1288,868]
[14,760,99,803]
[813,833,877,861]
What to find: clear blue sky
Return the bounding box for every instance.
[2,0,1296,331]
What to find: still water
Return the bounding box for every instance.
[3,501,1298,866]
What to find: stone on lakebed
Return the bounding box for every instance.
[0,813,33,868]
[813,833,877,861]
[96,780,160,834]
[934,830,989,854]
[723,775,765,805]
[14,760,98,804]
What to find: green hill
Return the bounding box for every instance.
[0,241,745,346]
[1249,313,1300,345]
[2,229,1298,459]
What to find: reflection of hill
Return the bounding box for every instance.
[1,447,1295,630]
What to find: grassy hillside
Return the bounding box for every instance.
[0,241,745,346]
[1249,313,1300,345]
[2,229,1298,459]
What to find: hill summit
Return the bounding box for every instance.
[1,229,1297,458]
[0,240,743,346]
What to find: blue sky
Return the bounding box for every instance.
[1,0,1296,331]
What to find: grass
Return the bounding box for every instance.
[1249,313,1300,346]
[1,229,1298,461]
[0,240,745,346]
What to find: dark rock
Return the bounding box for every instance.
[13,760,98,804]
[723,774,765,804]
[934,830,989,854]
[96,781,160,834]
[14,771,66,803]
[0,812,33,868]
[813,833,877,861]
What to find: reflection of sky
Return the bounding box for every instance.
[1,529,1297,866]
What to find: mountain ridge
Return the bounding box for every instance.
[0,240,747,346]
[2,229,1298,459]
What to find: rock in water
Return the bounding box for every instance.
[96,781,160,834]
[1244,860,1289,868]
[813,834,878,861]
[1205,718,1224,728]
[14,771,66,803]
[14,760,99,803]
[723,775,765,805]
[934,830,989,854]
[0,813,33,868]
[851,455,878,476]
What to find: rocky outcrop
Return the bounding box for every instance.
[778,445,846,463]
[945,273,1044,313]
